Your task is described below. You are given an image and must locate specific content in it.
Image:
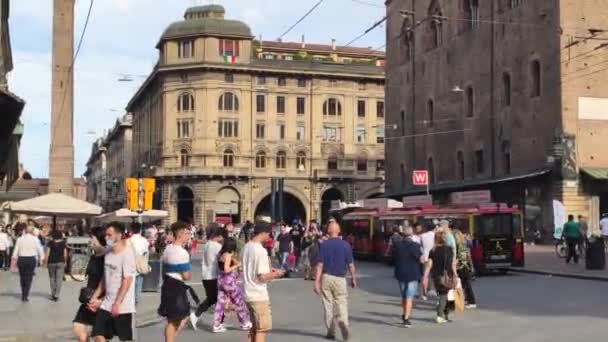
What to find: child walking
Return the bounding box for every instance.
[212,238,252,333]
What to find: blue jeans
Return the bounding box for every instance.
[280,252,290,270]
[398,280,419,299]
[135,274,144,305]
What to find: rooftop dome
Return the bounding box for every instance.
[160,5,252,41]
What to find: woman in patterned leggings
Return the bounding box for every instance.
[212,238,252,333]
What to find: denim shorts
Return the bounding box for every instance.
[398,280,419,299]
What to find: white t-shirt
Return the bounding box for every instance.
[201,240,222,280]
[0,232,10,250]
[242,241,271,302]
[100,247,136,314]
[600,218,608,237]
[420,231,435,261]
[162,244,191,282]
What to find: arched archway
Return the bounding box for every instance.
[215,187,241,224]
[254,192,306,225]
[321,188,343,224]
[176,186,194,223]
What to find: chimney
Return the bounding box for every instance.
[301,35,306,48]
[331,38,336,51]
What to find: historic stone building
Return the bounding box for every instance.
[126,5,386,224]
[0,0,25,191]
[84,113,132,211]
[385,0,608,236]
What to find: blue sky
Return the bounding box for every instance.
[8,0,385,178]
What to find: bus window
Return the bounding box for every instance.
[475,214,513,236]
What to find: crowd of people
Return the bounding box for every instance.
[0,215,482,341]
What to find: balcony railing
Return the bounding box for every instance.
[155,166,250,178]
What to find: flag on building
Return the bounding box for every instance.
[224,55,237,63]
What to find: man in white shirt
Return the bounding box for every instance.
[12,224,44,302]
[129,223,150,306]
[242,223,285,342]
[0,226,11,271]
[89,222,136,342]
[420,224,436,299]
[190,226,224,330]
[600,214,608,240]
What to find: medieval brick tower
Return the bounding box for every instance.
[49,0,75,195]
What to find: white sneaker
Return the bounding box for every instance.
[190,312,199,330]
[212,324,227,333]
[240,321,253,330]
[465,304,477,309]
[436,317,448,324]
[421,295,428,301]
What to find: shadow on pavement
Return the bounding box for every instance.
[272,328,326,339]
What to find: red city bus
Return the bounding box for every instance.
[340,209,377,259]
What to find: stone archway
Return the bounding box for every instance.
[321,188,344,224]
[215,187,241,224]
[176,186,194,223]
[254,192,307,224]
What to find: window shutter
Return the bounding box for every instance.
[218,39,224,55]
[235,40,240,56]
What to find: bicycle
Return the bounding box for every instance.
[554,237,586,259]
[66,236,93,282]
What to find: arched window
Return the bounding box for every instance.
[296,152,306,170]
[502,72,511,107]
[427,99,434,127]
[328,155,338,170]
[428,157,435,184]
[218,92,240,111]
[223,149,234,168]
[276,151,287,169]
[431,16,443,48]
[178,93,194,112]
[466,86,475,117]
[323,98,342,116]
[180,149,190,167]
[255,151,266,169]
[456,151,465,180]
[502,141,512,174]
[531,60,541,97]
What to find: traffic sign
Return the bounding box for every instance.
[412,170,429,186]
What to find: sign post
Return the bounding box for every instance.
[412,170,429,195]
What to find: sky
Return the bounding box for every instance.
[8,0,386,179]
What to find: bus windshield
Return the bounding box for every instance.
[475,214,514,237]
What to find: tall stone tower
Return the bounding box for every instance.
[49,0,75,195]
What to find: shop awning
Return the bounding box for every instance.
[581,168,608,180]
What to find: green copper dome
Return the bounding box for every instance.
[160,5,252,40]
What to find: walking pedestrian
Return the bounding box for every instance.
[563,214,581,264]
[212,238,252,333]
[314,222,357,341]
[423,231,457,324]
[420,224,436,299]
[453,229,477,309]
[290,224,304,271]
[129,223,151,306]
[0,225,11,271]
[277,224,293,272]
[190,226,224,330]
[242,223,285,342]
[391,226,424,328]
[11,223,44,302]
[45,230,67,301]
[87,222,137,342]
[73,227,106,342]
[158,221,194,342]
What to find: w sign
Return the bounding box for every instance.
[412,170,429,186]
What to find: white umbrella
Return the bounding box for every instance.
[96,208,168,223]
[9,193,102,217]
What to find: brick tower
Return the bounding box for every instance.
[49,0,75,195]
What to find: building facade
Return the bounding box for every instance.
[0,0,25,191]
[84,114,132,211]
[126,5,386,224]
[385,0,608,236]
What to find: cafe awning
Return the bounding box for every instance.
[8,193,102,217]
[581,168,608,180]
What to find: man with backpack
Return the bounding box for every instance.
[129,223,151,306]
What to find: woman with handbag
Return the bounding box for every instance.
[423,231,457,324]
[454,229,477,309]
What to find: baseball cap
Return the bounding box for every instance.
[254,222,272,235]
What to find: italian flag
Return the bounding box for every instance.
[224,55,237,63]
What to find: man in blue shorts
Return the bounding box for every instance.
[392,226,424,328]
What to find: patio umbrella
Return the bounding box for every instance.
[96,208,168,224]
[9,193,102,217]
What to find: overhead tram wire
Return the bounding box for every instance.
[52,0,95,140]
[349,0,384,8]
[278,0,325,40]
[345,16,387,47]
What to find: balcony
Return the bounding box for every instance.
[314,168,384,181]
[155,166,250,178]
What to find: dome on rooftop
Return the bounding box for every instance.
[159,5,252,42]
